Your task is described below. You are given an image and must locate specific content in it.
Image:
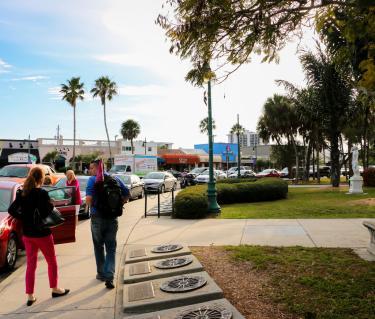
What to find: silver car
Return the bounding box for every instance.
[143,172,177,193]
[112,174,144,200]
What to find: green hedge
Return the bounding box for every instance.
[217,177,257,184]
[363,168,375,187]
[173,178,288,219]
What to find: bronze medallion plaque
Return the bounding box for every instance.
[129,262,151,276]
[129,248,147,258]
[128,282,155,302]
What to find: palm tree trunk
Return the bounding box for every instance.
[304,140,312,181]
[103,100,113,167]
[72,104,76,170]
[330,133,340,187]
[131,139,134,154]
[291,137,299,184]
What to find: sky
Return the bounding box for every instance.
[0,0,318,148]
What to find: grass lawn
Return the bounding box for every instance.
[220,186,375,219]
[192,246,375,319]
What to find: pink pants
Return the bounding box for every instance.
[23,235,58,294]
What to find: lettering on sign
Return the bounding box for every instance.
[129,262,151,276]
[129,248,147,258]
[128,282,155,302]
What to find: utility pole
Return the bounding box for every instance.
[28,134,31,163]
[144,137,147,155]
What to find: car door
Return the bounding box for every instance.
[132,176,141,197]
[47,187,77,244]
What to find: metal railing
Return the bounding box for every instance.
[144,184,175,218]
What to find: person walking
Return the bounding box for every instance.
[66,170,82,206]
[8,167,69,306]
[86,159,129,289]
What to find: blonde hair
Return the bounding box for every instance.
[23,167,45,196]
[66,170,76,181]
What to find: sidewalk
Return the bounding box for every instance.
[0,196,151,319]
[0,195,373,318]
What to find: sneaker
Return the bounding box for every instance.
[96,274,105,281]
[105,280,115,289]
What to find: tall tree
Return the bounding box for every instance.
[157,0,367,86]
[300,47,354,187]
[199,117,216,135]
[257,94,300,181]
[60,77,85,169]
[120,120,141,154]
[91,76,118,165]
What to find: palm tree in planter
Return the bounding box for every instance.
[121,120,141,154]
[60,77,85,170]
[199,117,216,135]
[91,76,118,165]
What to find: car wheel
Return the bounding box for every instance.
[138,189,144,199]
[5,233,18,270]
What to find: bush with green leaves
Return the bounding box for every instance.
[363,168,375,187]
[173,178,288,219]
[217,178,257,184]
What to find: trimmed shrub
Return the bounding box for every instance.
[217,177,257,184]
[363,168,375,187]
[173,178,288,219]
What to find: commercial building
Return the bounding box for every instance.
[120,140,173,156]
[227,130,261,148]
[0,139,40,167]
[194,143,238,170]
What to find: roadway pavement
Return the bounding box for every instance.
[0,191,374,318]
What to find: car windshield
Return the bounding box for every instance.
[116,175,131,184]
[190,168,207,174]
[109,165,130,173]
[0,166,29,178]
[144,172,164,180]
[0,189,12,212]
[54,177,89,190]
[261,169,273,173]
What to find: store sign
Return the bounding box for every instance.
[8,152,37,163]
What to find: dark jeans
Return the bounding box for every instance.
[90,215,118,281]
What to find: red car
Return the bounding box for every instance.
[0,181,77,270]
[255,169,281,178]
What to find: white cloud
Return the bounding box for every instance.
[11,75,49,81]
[0,58,11,73]
[118,85,169,97]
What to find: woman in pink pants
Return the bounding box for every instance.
[8,167,69,306]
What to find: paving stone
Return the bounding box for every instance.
[124,298,245,319]
[125,245,191,264]
[123,272,223,314]
[124,255,204,284]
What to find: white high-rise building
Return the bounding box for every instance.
[227,130,261,148]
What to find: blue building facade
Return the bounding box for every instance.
[194,143,238,164]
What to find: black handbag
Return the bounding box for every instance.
[40,207,65,229]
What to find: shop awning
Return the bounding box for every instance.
[161,154,200,164]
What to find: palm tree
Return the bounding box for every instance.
[300,47,354,187]
[60,77,85,169]
[91,76,118,165]
[120,120,141,154]
[199,117,216,135]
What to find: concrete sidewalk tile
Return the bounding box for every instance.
[245,219,300,226]
[241,225,315,247]
[174,219,246,246]
[298,219,370,248]
[1,308,114,318]
[0,276,115,314]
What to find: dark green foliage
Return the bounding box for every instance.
[173,178,288,219]
[363,168,375,187]
[217,178,257,184]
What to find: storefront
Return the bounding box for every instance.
[160,154,200,171]
[0,139,40,168]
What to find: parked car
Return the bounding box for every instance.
[256,169,280,178]
[226,166,251,175]
[0,181,77,270]
[143,172,177,192]
[228,170,256,178]
[167,169,183,179]
[184,167,209,186]
[54,175,91,218]
[308,165,331,178]
[279,167,289,178]
[0,164,64,185]
[108,164,131,174]
[112,174,144,200]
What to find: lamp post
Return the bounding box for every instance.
[206,79,221,214]
[236,114,241,178]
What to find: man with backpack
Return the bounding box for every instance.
[86,159,130,289]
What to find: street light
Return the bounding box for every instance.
[205,76,221,215]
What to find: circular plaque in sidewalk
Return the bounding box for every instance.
[151,244,183,253]
[160,275,207,293]
[154,256,193,269]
